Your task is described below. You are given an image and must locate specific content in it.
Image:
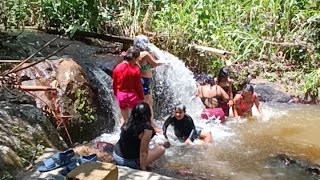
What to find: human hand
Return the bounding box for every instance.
[154,127,162,133]
[185,138,193,145]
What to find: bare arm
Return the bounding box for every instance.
[218,86,230,102]
[143,52,165,67]
[232,94,241,118]
[254,96,263,116]
[140,129,153,171]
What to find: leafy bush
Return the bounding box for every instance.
[74,88,95,123]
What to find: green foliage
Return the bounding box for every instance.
[303,68,320,98]
[74,89,95,123]
[0,170,14,180]
[16,142,45,167]
[1,0,319,95]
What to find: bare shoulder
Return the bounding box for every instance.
[140,51,149,58]
[234,93,241,100]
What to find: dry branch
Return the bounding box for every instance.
[5,36,59,76]
[11,44,70,73]
[191,44,234,57]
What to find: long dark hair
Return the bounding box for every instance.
[124,46,140,61]
[122,102,151,135]
[217,67,229,83]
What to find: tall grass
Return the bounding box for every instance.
[1,0,319,96]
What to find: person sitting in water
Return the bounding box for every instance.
[113,102,165,171]
[232,84,263,119]
[112,46,144,125]
[197,74,230,123]
[216,67,234,116]
[163,104,212,145]
[133,35,167,132]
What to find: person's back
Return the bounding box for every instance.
[112,102,165,170]
[114,122,153,159]
[197,75,229,122]
[198,84,227,108]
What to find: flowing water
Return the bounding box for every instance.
[95,45,320,179]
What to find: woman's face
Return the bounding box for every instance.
[174,109,185,120]
[242,90,253,98]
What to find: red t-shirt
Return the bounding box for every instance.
[112,62,144,100]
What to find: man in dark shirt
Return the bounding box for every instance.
[163,104,213,145]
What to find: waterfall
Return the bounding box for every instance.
[87,66,121,132]
[150,44,204,121]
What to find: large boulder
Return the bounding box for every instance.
[0,87,66,179]
[16,57,111,145]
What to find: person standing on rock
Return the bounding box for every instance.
[232,84,263,119]
[113,102,165,170]
[112,46,144,125]
[133,35,167,132]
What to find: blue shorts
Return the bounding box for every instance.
[141,78,151,95]
[112,151,140,169]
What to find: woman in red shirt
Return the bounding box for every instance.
[232,84,263,119]
[113,47,144,125]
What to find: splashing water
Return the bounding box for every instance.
[150,44,204,120]
[91,43,320,179]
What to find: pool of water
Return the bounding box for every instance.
[150,103,320,179]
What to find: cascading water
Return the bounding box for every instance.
[92,43,320,179]
[150,44,204,120]
[86,66,122,143]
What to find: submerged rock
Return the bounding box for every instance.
[277,154,320,177]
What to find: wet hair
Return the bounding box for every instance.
[133,35,150,51]
[122,102,152,135]
[205,74,215,86]
[174,104,186,112]
[243,84,254,93]
[217,67,229,83]
[124,46,140,61]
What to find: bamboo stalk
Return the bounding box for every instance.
[19,85,57,91]
[0,60,23,63]
[5,36,59,76]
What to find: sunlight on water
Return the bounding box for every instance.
[93,44,320,179]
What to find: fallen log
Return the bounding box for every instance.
[73,31,133,50]
[11,44,70,73]
[5,36,59,76]
[191,44,234,57]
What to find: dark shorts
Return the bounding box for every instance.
[192,129,202,142]
[141,78,151,95]
[112,151,140,169]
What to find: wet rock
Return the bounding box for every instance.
[16,58,116,145]
[94,54,122,76]
[0,88,66,179]
[276,154,320,177]
[251,83,291,103]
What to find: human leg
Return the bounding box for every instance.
[120,108,129,124]
[199,130,213,143]
[146,144,165,166]
[112,151,140,169]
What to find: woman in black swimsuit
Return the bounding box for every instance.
[197,74,229,122]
